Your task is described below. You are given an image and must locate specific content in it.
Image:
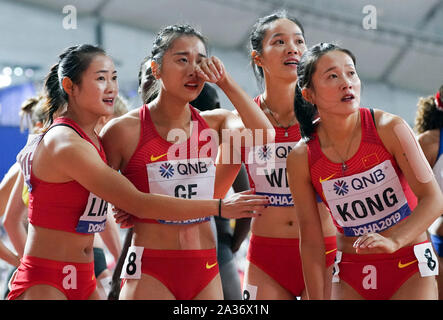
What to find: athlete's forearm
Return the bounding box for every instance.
[133,194,218,220]
[3,173,27,257]
[300,241,326,299]
[217,74,274,135]
[0,241,20,267]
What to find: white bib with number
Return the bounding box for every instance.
[414,242,439,277]
[321,160,411,237]
[147,157,215,224]
[245,142,295,207]
[75,192,107,233]
[120,246,144,279]
[16,133,42,192]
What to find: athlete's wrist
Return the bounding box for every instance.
[215,72,234,92]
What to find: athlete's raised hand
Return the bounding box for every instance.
[220,189,269,219]
[196,56,225,84]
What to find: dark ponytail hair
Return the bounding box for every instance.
[137,55,157,104]
[42,44,106,128]
[249,9,305,90]
[146,24,208,103]
[294,42,357,140]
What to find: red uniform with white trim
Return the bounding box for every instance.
[120,104,219,299]
[308,108,416,236]
[307,108,438,299]
[241,96,336,298]
[123,104,217,224]
[8,117,106,300]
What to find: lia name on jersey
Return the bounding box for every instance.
[321,160,411,236]
[76,192,108,233]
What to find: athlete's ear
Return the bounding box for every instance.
[61,77,74,96]
[301,87,314,105]
[151,60,160,79]
[251,50,263,67]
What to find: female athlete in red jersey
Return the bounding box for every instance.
[7,44,269,300]
[100,24,274,300]
[287,42,443,299]
[216,11,336,300]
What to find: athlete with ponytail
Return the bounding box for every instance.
[215,11,336,300]
[100,24,274,300]
[7,44,268,300]
[0,96,45,269]
[287,42,443,299]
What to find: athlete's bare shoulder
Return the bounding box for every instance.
[372,108,405,131]
[101,107,140,140]
[200,108,237,132]
[417,128,440,146]
[287,139,309,167]
[371,108,409,148]
[417,129,440,167]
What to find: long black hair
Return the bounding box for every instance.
[294,42,356,140]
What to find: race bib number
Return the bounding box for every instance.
[242,283,258,300]
[16,134,42,192]
[245,142,295,207]
[147,157,215,224]
[321,160,411,236]
[414,242,439,277]
[332,251,342,283]
[75,192,107,233]
[121,246,144,279]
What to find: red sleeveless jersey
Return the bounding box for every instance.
[122,104,217,224]
[17,117,108,234]
[307,108,417,236]
[242,96,301,207]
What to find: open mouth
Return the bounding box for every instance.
[103,98,114,105]
[341,94,355,102]
[184,82,199,89]
[283,60,299,66]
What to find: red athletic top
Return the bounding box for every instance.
[241,96,301,207]
[307,108,417,236]
[17,117,108,234]
[122,104,217,224]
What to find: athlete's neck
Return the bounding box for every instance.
[150,93,192,130]
[318,110,360,148]
[262,78,296,117]
[62,106,99,140]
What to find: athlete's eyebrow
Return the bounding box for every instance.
[95,70,117,74]
[270,32,303,39]
[173,51,207,58]
[323,64,354,74]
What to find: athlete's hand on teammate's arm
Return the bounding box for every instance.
[353,232,399,254]
[196,56,225,84]
[112,206,134,229]
[220,189,269,219]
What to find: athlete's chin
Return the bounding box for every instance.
[339,102,360,115]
